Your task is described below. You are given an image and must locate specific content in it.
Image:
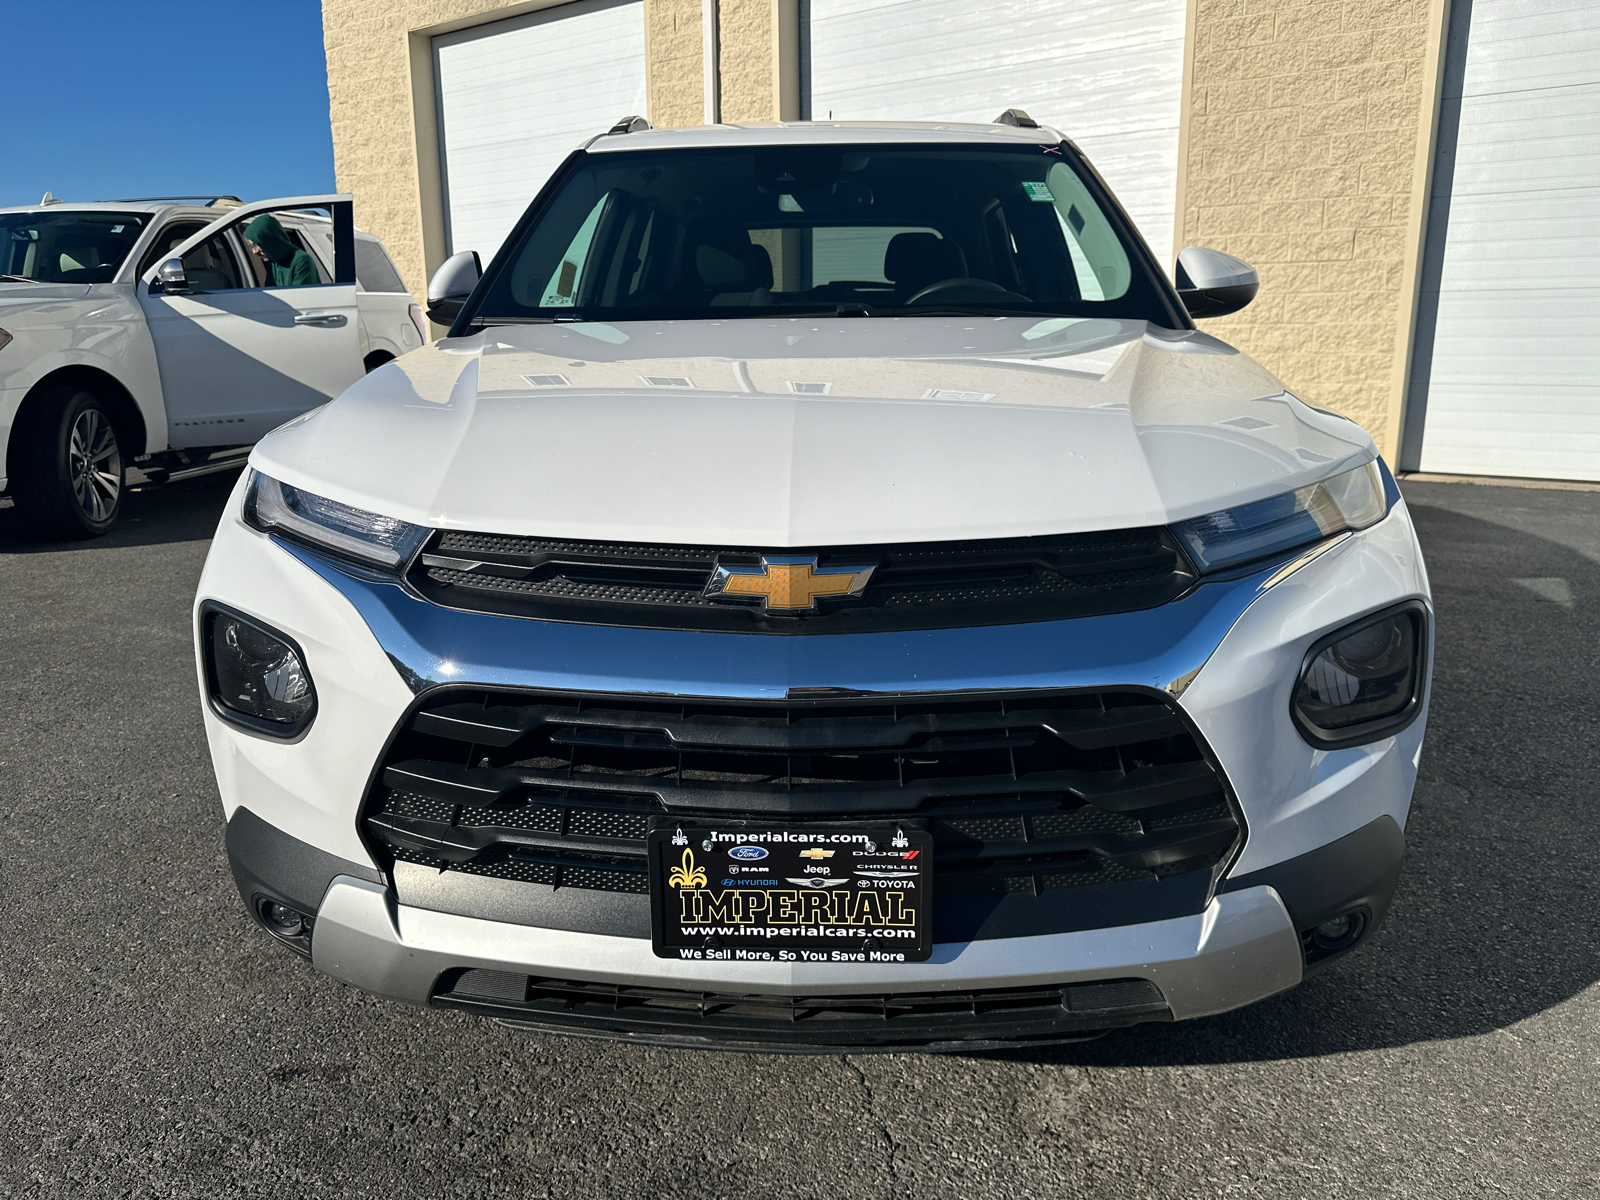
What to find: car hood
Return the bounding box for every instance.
[0,282,94,311]
[253,316,1376,546]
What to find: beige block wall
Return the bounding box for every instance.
[322,0,707,308]
[717,0,800,121]
[646,0,706,128]
[1177,0,1449,458]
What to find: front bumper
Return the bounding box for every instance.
[226,804,1401,1051]
[315,879,1303,1050]
[197,473,1430,1047]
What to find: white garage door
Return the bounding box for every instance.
[805,0,1187,269]
[434,0,646,262]
[1413,1,1600,481]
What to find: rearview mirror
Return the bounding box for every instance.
[156,258,190,294]
[1175,247,1258,319]
[426,250,482,324]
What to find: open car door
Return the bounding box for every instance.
[137,195,360,448]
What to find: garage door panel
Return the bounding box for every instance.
[1456,1,1600,93]
[1429,191,1600,291]
[808,0,1185,269]
[1447,88,1600,195]
[435,0,645,262]
[1418,390,1600,479]
[1415,0,1600,481]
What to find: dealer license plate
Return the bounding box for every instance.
[648,821,934,963]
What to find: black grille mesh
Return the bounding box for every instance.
[361,687,1241,909]
[408,527,1195,634]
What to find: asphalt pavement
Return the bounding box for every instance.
[1,475,1597,1199]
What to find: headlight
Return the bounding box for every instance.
[1172,461,1388,573]
[1292,601,1428,748]
[201,604,316,737]
[243,471,428,569]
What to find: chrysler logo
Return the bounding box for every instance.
[705,556,877,613]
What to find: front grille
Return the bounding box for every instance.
[431,969,1171,1049]
[406,527,1196,633]
[360,687,1242,937]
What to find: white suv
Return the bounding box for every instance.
[195,118,1430,1052]
[0,194,425,538]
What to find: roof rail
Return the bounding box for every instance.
[111,195,245,207]
[606,115,653,135]
[993,108,1039,129]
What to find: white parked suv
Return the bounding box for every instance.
[195,116,1431,1052]
[0,194,424,538]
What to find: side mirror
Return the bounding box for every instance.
[1175,246,1258,319]
[156,258,191,295]
[426,250,482,324]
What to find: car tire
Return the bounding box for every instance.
[8,387,125,540]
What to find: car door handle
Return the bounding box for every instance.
[294,312,344,326]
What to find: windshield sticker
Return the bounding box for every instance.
[1022,181,1054,202]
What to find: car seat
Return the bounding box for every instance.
[685,223,773,307]
[884,232,967,302]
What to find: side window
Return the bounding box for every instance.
[282,228,333,284]
[180,233,245,292]
[354,238,406,293]
[238,213,328,289]
[137,220,207,277]
[1044,162,1131,302]
[538,192,610,307]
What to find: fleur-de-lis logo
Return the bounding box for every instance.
[667,846,707,889]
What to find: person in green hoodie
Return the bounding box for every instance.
[242,213,321,287]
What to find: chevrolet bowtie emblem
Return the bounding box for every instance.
[705,556,877,613]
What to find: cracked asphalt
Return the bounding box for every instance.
[2,475,1598,1198]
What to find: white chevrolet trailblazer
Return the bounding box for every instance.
[0,194,423,539]
[195,115,1430,1052]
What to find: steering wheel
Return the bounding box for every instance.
[905,277,1031,306]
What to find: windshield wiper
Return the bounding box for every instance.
[0,274,34,283]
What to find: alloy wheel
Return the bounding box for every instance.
[69,409,122,522]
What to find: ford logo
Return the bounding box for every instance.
[728,845,769,861]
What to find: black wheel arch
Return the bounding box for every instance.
[10,367,149,474]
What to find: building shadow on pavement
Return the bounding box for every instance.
[983,491,1600,1065]
[0,468,242,553]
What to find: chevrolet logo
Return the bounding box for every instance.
[705,556,877,613]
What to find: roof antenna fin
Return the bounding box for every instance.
[993,108,1039,129]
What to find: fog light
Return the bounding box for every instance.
[252,894,314,956]
[202,605,316,737]
[1308,909,1366,955]
[262,901,305,938]
[1292,602,1426,748]
[1315,914,1354,941]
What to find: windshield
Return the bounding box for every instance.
[0,211,151,284]
[469,143,1180,326]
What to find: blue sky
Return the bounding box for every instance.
[2,1,335,208]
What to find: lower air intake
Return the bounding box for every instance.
[433,969,1171,1051]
